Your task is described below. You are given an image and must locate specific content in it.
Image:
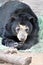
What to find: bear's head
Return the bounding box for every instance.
[5,6,38,49]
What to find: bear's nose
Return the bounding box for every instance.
[20,38,25,41]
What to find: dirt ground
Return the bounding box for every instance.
[20,0,43,16]
[15,53,43,65]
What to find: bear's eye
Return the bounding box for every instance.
[25,28,29,33]
[16,27,20,32]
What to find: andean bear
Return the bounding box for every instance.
[0,1,39,50]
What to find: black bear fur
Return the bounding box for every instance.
[0,1,39,50]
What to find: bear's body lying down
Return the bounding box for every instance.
[0,1,39,50]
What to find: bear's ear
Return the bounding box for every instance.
[26,14,35,22]
[5,16,16,31]
[11,16,15,22]
[29,16,34,22]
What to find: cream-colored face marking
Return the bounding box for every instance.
[19,25,29,31]
[16,24,29,42]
